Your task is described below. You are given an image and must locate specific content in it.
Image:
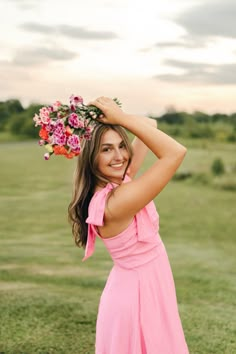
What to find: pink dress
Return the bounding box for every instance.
[82,176,189,354]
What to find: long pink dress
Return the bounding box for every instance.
[82,176,189,354]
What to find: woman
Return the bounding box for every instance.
[68,96,189,353]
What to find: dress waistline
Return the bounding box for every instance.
[112,241,166,270]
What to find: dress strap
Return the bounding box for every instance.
[82,183,113,261]
[82,175,131,261]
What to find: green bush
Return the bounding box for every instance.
[211,158,225,176]
[172,171,193,181]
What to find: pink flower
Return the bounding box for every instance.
[84,133,92,140]
[85,126,93,134]
[69,94,83,106]
[44,152,50,160]
[52,100,62,112]
[67,134,80,150]
[68,113,84,128]
[39,107,51,125]
[70,104,76,112]
[47,136,54,144]
[38,139,44,146]
[33,114,42,127]
[45,121,56,133]
[54,119,65,132]
[53,132,67,146]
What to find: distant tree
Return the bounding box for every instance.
[211,113,228,123]
[192,111,211,123]
[0,99,24,130]
[8,103,43,138]
[229,113,236,128]
[159,112,191,125]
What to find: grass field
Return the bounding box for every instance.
[0,140,235,354]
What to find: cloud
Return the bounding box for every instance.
[21,23,51,33]
[7,0,39,10]
[155,36,208,49]
[154,59,236,85]
[20,22,118,40]
[175,0,236,39]
[12,47,78,66]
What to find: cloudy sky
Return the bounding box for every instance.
[0,0,236,115]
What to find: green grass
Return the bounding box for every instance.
[0,140,235,353]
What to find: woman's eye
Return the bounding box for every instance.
[102,147,111,152]
[120,144,126,149]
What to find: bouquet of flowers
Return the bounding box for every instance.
[33,94,121,160]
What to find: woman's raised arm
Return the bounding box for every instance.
[127,116,157,179]
[88,97,187,222]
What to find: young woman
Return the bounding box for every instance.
[68,96,189,353]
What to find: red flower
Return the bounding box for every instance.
[53,145,68,155]
[39,127,49,141]
[65,125,73,136]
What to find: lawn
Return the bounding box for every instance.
[0,140,235,353]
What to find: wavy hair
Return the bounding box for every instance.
[68,124,133,248]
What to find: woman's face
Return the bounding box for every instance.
[97,129,130,184]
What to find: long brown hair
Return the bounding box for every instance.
[68,124,133,248]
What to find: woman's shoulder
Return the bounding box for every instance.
[93,174,131,195]
[86,174,131,227]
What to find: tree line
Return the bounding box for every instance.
[0,99,235,142]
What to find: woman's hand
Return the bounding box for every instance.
[87,96,127,125]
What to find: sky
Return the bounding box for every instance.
[0,0,236,115]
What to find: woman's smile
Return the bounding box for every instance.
[97,129,130,182]
[110,162,126,169]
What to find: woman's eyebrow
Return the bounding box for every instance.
[101,140,124,146]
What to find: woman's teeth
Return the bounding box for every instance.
[111,163,123,167]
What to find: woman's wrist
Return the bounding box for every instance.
[146,116,158,128]
[119,114,157,129]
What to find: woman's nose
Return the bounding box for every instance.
[113,148,123,160]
